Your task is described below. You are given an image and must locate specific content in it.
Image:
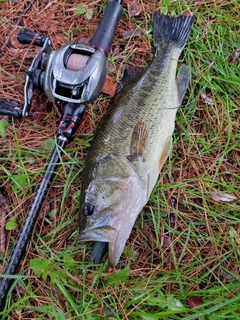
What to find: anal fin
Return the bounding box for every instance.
[159,136,172,171]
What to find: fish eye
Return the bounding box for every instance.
[83,203,95,216]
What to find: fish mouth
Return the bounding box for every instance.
[80,213,118,243]
[80,225,116,243]
[80,227,126,267]
[79,214,128,267]
[79,209,138,267]
[80,226,133,268]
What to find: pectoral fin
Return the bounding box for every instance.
[128,121,149,162]
[177,64,190,105]
[158,136,172,171]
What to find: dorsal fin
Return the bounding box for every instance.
[115,65,147,100]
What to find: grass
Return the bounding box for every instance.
[0,0,239,319]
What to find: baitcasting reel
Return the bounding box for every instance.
[0,0,123,119]
[1,29,106,118]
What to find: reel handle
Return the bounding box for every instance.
[17,28,48,47]
[0,99,22,118]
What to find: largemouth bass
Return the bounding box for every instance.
[79,12,194,267]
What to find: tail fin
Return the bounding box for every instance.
[153,12,194,51]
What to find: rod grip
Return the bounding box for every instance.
[17,28,47,47]
[0,99,22,118]
[91,0,123,54]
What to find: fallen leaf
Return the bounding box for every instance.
[180,10,194,17]
[10,30,22,48]
[188,296,203,308]
[220,270,237,280]
[201,92,214,105]
[133,250,140,260]
[127,0,142,18]
[122,29,142,40]
[231,49,240,64]
[161,235,172,248]
[169,212,176,228]
[102,78,118,97]
[210,192,238,202]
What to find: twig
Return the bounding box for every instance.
[0,0,37,52]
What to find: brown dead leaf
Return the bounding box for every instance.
[231,49,240,64]
[179,10,193,17]
[161,235,172,248]
[133,250,140,260]
[10,30,22,48]
[127,0,142,18]
[188,296,203,308]
[122,29,142,40]
[220,270,237,280]
[201,92,214,105]
[102,78,118,97]
[210,192,238,202]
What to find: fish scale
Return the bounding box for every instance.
[79,12,194,267]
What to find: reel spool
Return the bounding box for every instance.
[66,53,89,71]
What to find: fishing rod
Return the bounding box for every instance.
[0,0,122,309]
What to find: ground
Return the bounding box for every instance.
[0,0,239,319]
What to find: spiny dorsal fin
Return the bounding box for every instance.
[177,64,190,105]
[128,121,149,162]
[115,65,147,100]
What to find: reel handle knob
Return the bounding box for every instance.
[0,99,22,118]
[17,28,48,47]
